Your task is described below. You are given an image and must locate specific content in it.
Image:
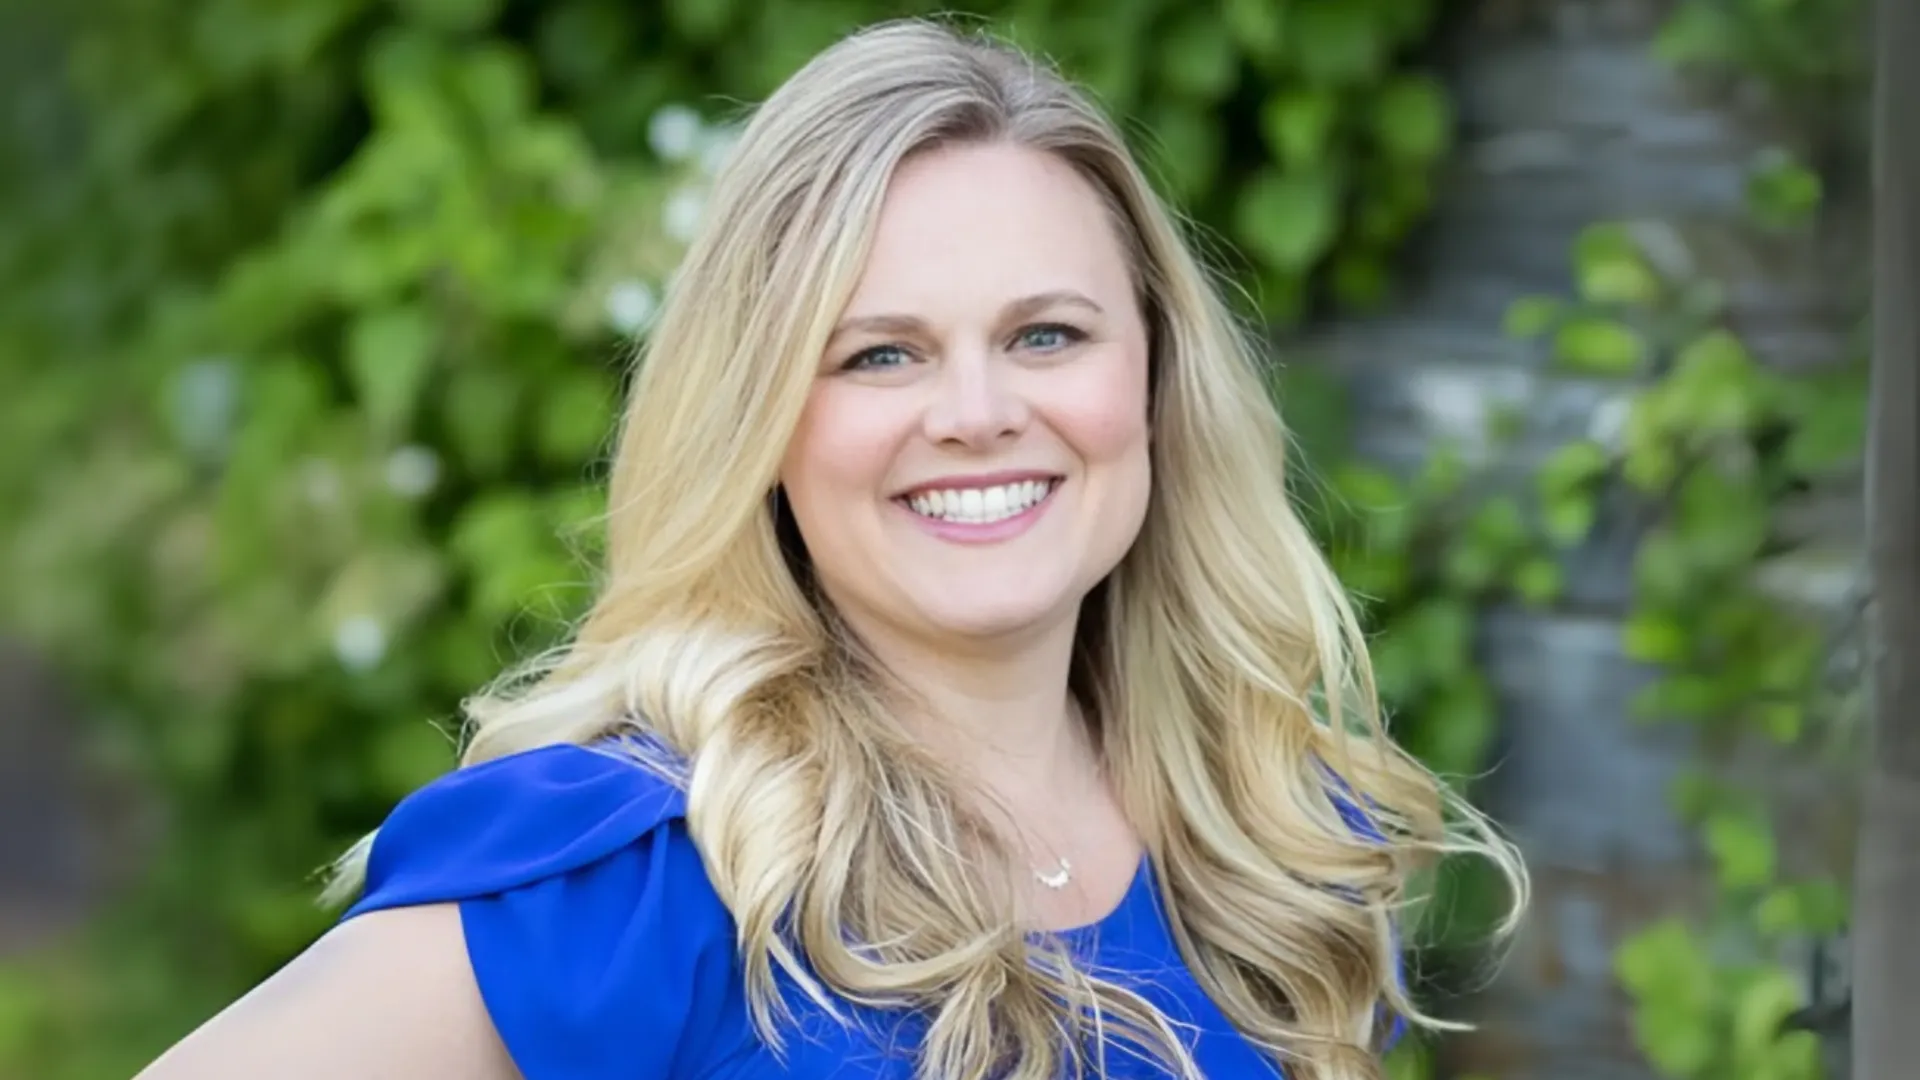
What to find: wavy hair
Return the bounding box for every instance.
[330,18,1526,1080]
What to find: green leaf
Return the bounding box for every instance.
[1754,702,1804,743]
[0,966,55,1058]
[1333,463,1404,507]
[1537,440,1612,495]
[1288,0,1386,86]
[1617,920,1720,1076]
[535,369,617,466]
[1704,810,1776,891]
[395,0,504,33]
[1502,295,1563,339]
[1553,316,1646,376]
[1654,1,1736,67]
[1634,674,1726,720]
[1260,90,1340,168]
[1467,495,1530,551]
[1622,432,1680,493]
[1669,771,1727,821]
[346,305,437,439]
[1668,330,1763,434]
[1158,15,1239,102]
[1145,103,1223,201]
[1615,919,1713,1004]
[1730,969,1801,1062]
[1785,878,1850,936]
[454,45,535,130]
[1542,491,1597,547]
[1273,363,1352,464]
[1513,556,1563,606]
[1783,370,1866,475]
[370,720,457,800]
[1410,442,1468,500]
[1224,0,1288,68]
[1571,224,1659,306]
[1673,465,1769,572]
[1578,255,1660,306]
[1746,150,1823,230]
[1255,268,1309,326]
[1419,676,1496,775]
[1383,1037,1431,1080]
[1405,598,1475,679]
[1444,496,1528,592]
[1757,1030,1825,1080]
[1236,169,1341,272]
[441,366,524,478]
[1754,886,1804,937]
[1572,222,1641,271]
[1622,612,1689,664]
[1369,74,1451,162]
[1636,1004,1718,1078]
[1331,249,1391,309]
[665,0,738,44]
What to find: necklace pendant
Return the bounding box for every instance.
[1034,857,1073,890]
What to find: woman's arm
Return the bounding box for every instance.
[133,903,519,1080]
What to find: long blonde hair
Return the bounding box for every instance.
[331,18,1525,1080]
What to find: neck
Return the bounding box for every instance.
[845,611,1095,804]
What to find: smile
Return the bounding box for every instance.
[901,478,1060,525]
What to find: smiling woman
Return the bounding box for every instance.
[785,144,1153,648]
[133,17,1526,1080]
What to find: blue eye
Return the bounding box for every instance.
[843,344,913,371]
[1017,324,1085,352]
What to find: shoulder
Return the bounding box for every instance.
[135,903,518,1080]
[344,739,751,1080]
[347,739,694,910]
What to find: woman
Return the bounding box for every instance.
[136,18,1524,1080]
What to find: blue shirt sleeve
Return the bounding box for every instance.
[342,742,749,1080]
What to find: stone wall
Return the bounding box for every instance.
[1296,2,1862,1077]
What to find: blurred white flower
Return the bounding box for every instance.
[648,104,703,163]
[332,614,388,671]
[662,188,706,244]
[604,278,658,335]
[697,127,740,178]
[384,444,441,498]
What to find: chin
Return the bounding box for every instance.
[910,590,1077,642]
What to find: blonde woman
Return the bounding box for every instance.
[136,18,1524,1080]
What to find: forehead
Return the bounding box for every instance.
[841,142,1135,317]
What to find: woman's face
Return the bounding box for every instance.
[779,142,1153,651]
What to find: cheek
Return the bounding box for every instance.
[779,389,899,539]
[1048,351,1152,466]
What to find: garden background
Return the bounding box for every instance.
[0,0,1875,1077]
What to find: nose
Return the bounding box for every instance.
[921,349,1029,449]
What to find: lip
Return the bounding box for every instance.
[891,468,1064,500]
[892,475,1063,546]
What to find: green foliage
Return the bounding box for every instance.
[1504,210,1864,1077]
[1282,407,1549,961]
[1655,0,1868,121]
[0,0,1467,1075]
[1657,0,1867,230]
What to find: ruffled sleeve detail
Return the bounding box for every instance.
[343,741,748,1080]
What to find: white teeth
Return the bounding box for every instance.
[907,480,1055,524]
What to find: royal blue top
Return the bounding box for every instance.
[343,741,1401,1079]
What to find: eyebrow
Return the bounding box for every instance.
[830,289,1106,339]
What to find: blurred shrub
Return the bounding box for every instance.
[0,0,1461,1072]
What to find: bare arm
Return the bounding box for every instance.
[133,903,519,1080]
